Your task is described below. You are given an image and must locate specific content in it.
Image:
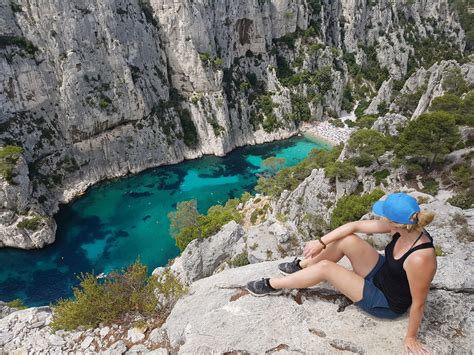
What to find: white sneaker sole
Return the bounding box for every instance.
[246,288,283,297]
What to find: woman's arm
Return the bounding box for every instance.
[303,219,392,258]
[404,251,437,355]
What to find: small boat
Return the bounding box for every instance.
[96,272,107,279]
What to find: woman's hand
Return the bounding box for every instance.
[303,239,324,258]
[404,336,430,355]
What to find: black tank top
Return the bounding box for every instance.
[373,230,434,314]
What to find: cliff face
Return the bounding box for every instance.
[0,0,468,248]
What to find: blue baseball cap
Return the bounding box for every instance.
[372,192,420,224]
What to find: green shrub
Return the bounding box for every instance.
[330,189,385,228]
[329,118,344,128]
[174,198,243,251]
[355,115,377,129]
[303,213,330,238]
[199,52,211,63]
[262,156,286,175]
[99,98,110,109]
[273,33,296,49]
[168,200,199,238]
[240,191,253,204]
[351,152,375,167]
[373,169,390,185]
[51,260,187,331]
[0,35,38,55]
[447,191,474,209]
[434,245,446,257]
[229,253,250,267]
[395,85,427,116]
[395,111,461,170]
[324,160,357,181]
[5,299,27,310]
[348,129,393,165]
[451,163,472,188]
[154,269,188,311]
[429,91,474,127]
[255,145,340,197]
[357,45,389,89]
[290,93,312,124]
[0,145,23,182]
[212,57,223,69]
[307,0,322,13]
[179,109,199,148]
[421,178,439,196]
[441,68,472,96]
[355,101,370,118]
[17,216,43,231]
[342,85,354,112]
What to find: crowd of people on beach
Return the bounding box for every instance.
[301,121,355,145]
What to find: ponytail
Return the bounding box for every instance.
[389,210,435,232]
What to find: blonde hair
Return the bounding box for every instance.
[387,210,435,232]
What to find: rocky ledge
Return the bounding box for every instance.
[1,256,472,354]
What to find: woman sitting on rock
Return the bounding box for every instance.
[247,192,436,355]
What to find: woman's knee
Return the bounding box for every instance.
[309,259,336,278]
[339,234,363,251]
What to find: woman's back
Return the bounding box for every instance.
[373,230,435,314]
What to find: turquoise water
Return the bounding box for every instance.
[0,136,329,306]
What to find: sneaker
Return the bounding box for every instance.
[278,257,302,275]
[246,278,282,297]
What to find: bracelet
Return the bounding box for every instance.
[318,238,327,249]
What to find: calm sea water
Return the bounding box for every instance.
[0,136,329,306]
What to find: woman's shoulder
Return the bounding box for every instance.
[404,246,437,271]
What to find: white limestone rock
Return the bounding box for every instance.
[273,168,336,225]
[162,260,473,354]
[0,154,55,249]
[365,78,393,115]
[372,113,408,136]
[390,60,474,119]
[166,221,246,284]
[127,328,146,343]
[246,218,303,263]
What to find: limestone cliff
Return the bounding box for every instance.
[0,0,469,248]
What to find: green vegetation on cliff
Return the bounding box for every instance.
[169,197,244,251]
[348,129,394,166]
[5,299,27,310]
[395,111,461,171]
[17,216,43,231]
[331,189,385,228]
[0,145,23,183]
[51,260,187,331]
[0,35,38,56]
[255,145,342,197]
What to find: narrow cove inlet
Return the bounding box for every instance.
[0,136,330,306]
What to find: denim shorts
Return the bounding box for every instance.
[355,254,402,319]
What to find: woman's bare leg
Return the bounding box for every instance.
[299,234,380,278]
[270,260,365,302]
